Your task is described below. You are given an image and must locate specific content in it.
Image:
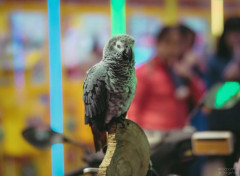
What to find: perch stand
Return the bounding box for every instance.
[98,119,150,176]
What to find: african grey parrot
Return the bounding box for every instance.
[83,34,136,152]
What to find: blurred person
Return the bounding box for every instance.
[204,17,240,176]
[128,26,205,134]
[205,16,240,140]
[127,26,205,176]
[206,17,240,88]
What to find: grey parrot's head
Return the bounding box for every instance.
[103,34,135,64]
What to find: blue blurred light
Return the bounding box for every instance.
[51,144,64,176]
[48,0,63,134]
[134,47,154,66]
[48,0,64,175]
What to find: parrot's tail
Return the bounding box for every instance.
[91,124,107,152]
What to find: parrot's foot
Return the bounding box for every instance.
[115,117,125,128]
[103,145,108,154]
[106,114,126,130]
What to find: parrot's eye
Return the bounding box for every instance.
[117,44,121,49]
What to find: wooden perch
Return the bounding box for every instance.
[98,119,150,176]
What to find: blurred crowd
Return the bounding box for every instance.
[129,16,240,132]
[127,16,240,176]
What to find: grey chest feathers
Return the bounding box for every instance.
[104,67,137,124]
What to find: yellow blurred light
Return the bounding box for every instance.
[25,50,42,68]
[0,13,8,34]
[211,0,224,36]
[164,0,178,25]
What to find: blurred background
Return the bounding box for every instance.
[0,0,240,176]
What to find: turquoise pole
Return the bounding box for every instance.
[47,0,64,175]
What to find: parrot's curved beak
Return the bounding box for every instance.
[123,46,133,61]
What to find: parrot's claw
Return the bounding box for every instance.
[115,116,125,128]
[120,121,125,128]
[103,145,108,154]
[107,114,126,130]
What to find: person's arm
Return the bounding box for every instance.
[205,57,222,89]
[189,75,206,105]
[172,57,205,103]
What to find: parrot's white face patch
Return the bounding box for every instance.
[113,40,125,53]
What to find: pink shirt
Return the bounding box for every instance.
[128,57,205,130]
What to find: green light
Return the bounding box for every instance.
[215,82,240,108]
[111,0,126,36]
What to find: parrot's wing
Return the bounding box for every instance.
[83,63,107,131]
[83,64,108,151]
